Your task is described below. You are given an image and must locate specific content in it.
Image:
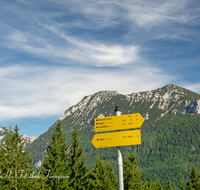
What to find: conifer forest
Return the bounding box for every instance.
[0,121,200,190]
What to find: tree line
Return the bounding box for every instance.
[0,122,200,189]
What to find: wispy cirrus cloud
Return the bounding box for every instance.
[6,29,140,66]
[0,0,199,66]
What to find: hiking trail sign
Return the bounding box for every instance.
[94,113,144,132]
[91,113,144,148]
[91,130,141,148]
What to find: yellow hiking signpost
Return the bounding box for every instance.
[91,108,145,190]
[94,113,144,132]
[91,130,141,148]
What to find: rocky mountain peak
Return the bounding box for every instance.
[58,84,200,126]
[59,91,119,121]
[0,126,36,145]
[21,135,37,145]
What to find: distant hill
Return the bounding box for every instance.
[25,84,200,187]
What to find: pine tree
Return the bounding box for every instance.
[165,178,172,190]
[180,178,185,190]
[123,152,143,190]
[0,125,39,189]
[172,183,176,190]
[155,178,163,190]
[0,136,5,189]
[151,181,157,190]
[68,126,89,189]
[187,182,193,190]
[144,175,153,189]
[42,121,70,189]
[88,155,117,190]
[38,164,50,190]
[186,166,200,190]
[187,166,200,189]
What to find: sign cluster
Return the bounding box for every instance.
[91,113,144,148]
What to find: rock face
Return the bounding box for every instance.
[21,135,37,145]
[0,126,36,145]
[0,135,6,142]
[59,91,119,121]
[35,160,43,168]
[186,100,200,114]
[0,126,9,143]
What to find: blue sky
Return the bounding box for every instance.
[0,0,200,138]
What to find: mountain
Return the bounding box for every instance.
[0,126,9,143]
[0,126,37,145]
[26,84,200,187]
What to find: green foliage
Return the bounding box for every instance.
[186,166,200,190]
[155,178,164,190]
[0,125,39,189]
[144,175,153,190]
[42,120,70,189]
[179,178,185,190]
[68,126,89,189]
[123,152,143,190]
[165,178,172,190]
[88,155,117,189]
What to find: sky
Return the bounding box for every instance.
[0,0,200,138]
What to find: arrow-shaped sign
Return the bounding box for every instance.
[91,130,141,148]
[94,113,144,132]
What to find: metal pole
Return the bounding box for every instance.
[115,106,124,190]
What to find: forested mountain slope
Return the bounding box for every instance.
[26,84,200,187]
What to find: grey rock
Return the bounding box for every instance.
[186,99,200,114]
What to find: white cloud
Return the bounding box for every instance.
[0,64,173,121]
[45,0,200,30]
[1,0,199,65]
[0,0,199,123]
[6,30,140,66]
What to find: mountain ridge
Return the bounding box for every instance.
[26,84,200,164]
[58,84,200,124]
[12,83,200,187]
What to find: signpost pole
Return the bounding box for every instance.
[115,106,124,190]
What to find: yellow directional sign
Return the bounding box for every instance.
[91,130,141,148]
[95,113,144,132]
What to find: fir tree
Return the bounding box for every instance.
[180,178,185,190]
[38,164,50,190]
[88,155,117,190]
[123,152,143,190]
[172,183,176,190]
[155,178,163,190]
[151,181,157,190]
[42,121,70,189]
[165,178,172,190]
[187,182,193,190]
[144,175,153,189]
[68,126,89,190]
[0,125,39,189]
[186,166,200,190]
